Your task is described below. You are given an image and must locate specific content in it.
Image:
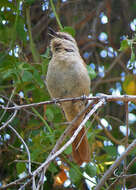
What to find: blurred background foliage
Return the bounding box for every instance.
[0,0,136,189]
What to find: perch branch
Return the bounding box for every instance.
[1,94,136,189]
[18,99,105,190]
[36,98,96,189]
[33,99,105,175]
[1,94,136,110]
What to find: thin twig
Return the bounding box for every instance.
[0,98,95,190]
[0,109,18,131]
[123,102,129,188]
[11,160,41,165]
[107,156,136,190]
[76,109,100,150]
[92,51,126,91]
[50,0,63,30]
[95,114,123,145]
[33,99,105,175]
[20,99,105,190]
[0,95,18,131]
[0,175,31,190]
[119,174,136,179]
[26,6,40,62]
[0,87,16,121]
[32,176,36,190]
[127,157,136,171]
[1,94,136,189]
[92,1,104,41]
[8,124,32,175]
[18,178,32,190]
[125,102,129,148]
[95,138,136,190]
[93,77,121,84]
[36,99,96,189]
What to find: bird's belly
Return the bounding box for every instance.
[46,62,90,99]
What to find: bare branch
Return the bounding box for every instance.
[127,156,136,171]
[33,99,105,175]
[0,87,16,122]
[92,51,126,91]
[1,94,136,110]
[1,94,136,189]
[36,98,96,188]
[0,98,95,190]
[95,114,124,145]
[18,178,32,190]
[18,99,105,189]
[12,160,41,165]
[0,109,18,131]
[107,154,136,189]
[95,138,136,190]
[0,175,31,190]
[125,102,129,147]
[8,124,32,175]
[122,102,129,188]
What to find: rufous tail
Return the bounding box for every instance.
[71,126,90,165]
[62,102,90,165]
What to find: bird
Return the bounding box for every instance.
[46,29,91,165]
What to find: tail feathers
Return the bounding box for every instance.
[71,127,90,165]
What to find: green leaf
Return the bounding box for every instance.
[48,162,59,174]
[0,1,16,9]
[84,163,97,177]
[22,71,33,82]
[16,162,26,175]
[33,69,44,87]
[130,49,135,62]
[31,148,41,160]
[61,26,76,37]
[41,47,50,59]
[32,89,48,102]
[69,166,82,186]
[87,65,97,79]
[104,146,117,157]
[19,62,33,71]
[119,39,129,51]
[25,0,35,5]
[2,69,15,79]
[64,145,72,155]
[0,26,14,43]
[16,18,27,42]
[46,108,54,121]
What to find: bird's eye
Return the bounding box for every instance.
[64,48,74,52]
[55,47,61,51]
[54,42,61,52]
[63,36,70,41]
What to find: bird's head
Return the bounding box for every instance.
[49,28,79,55]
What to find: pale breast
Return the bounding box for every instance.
[46,55,90,99]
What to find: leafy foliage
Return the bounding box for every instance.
[0,0,136,189]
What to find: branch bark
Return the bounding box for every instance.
[95,139,136,190]
[1,94,136,110]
